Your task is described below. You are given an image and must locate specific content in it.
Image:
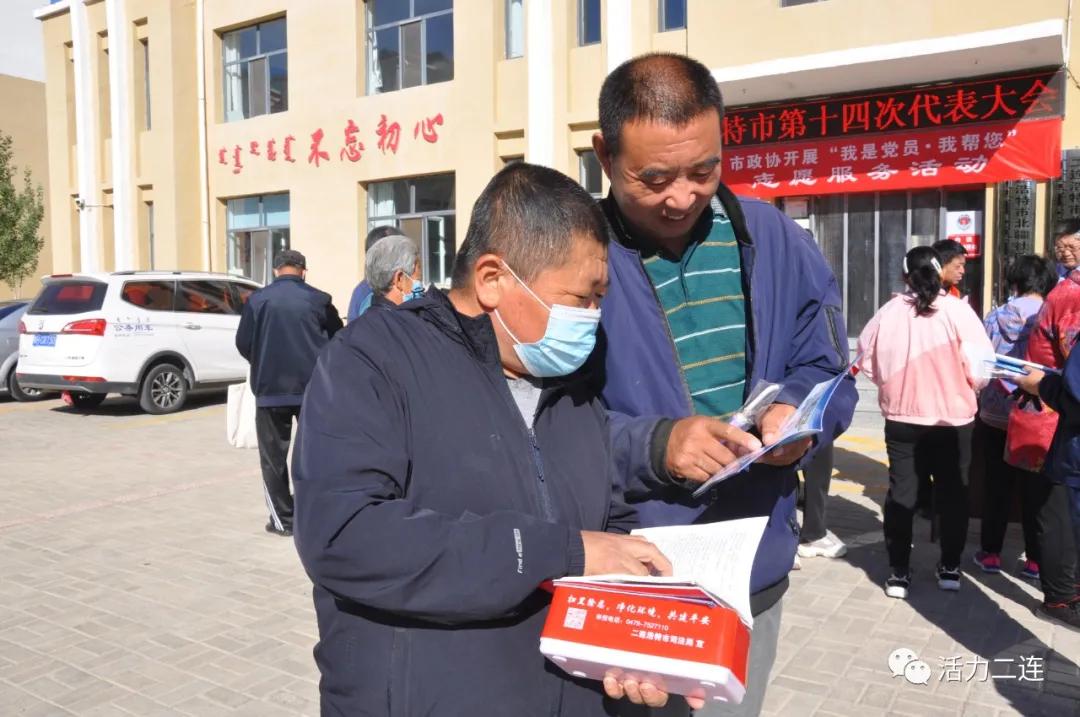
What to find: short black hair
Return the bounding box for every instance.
[1007,254,1057,298]
[932,239,966,265]
[450,162,608,289]
[599,53,724,158]
[365,224,401,251]
[1054,219,1080,239]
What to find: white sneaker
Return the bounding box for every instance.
[792,554,802,570]
[798,530,848,559]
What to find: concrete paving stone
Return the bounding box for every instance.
[205,685,253,709]
[859,683,898,710]
[813,697,862,716]
[892,696,960,717]
[769,674,831,697]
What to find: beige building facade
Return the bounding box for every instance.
[0,0,50,301]
[33,0,1080,330]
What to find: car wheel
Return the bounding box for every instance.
[140,363,187,414]
[67,392,107,409]
[8,369,46,402]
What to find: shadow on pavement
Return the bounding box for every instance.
[47,389,228,417]
[828,492,1080,715]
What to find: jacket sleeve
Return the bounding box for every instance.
[1039,354,1080,429]
[773,222,858,444]
[235,300,255,361]
[293,332,582,624]
[323,296,344,338]
[606,409,686,496]
[856,307,882,385]
[954,302,995,390]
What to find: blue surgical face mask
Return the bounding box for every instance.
[494,263,601,378]
[403,279,425,302]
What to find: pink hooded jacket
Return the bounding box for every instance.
[858,293,992,426]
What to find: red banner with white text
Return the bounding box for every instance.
[723,117,1062,199]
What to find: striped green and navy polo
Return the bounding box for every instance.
[642,199,747,419]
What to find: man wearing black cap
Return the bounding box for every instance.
[236,249,343,536]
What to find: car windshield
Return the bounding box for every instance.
[28,281,108,315]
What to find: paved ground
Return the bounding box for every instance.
[1,387,1079,716]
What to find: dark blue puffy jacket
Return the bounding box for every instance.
[293,288,635,716]
[598,182,857,615]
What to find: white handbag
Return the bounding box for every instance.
[226,379,259,449]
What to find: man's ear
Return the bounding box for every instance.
[473,254,508,312]
[593,132,613,181]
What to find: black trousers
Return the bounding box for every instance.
[1034,480,1079,603]
[977,418,1040,561]
[884,420,972,571]
[800,442,834,542]
[255,405,300,531]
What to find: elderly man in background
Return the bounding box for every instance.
[364,234,425,309]
[347,225,412,321]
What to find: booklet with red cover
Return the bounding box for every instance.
[540,517,768,706]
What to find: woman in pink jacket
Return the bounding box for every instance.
[858,246,993,600]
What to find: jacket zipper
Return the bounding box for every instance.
[488,369,559,522]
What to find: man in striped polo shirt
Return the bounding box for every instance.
[592,54,856,716]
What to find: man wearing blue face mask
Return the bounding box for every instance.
[293,162,677,717]
[364,233,426,309]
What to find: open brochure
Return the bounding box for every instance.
[554,516,768,628]
[690,364,856,498]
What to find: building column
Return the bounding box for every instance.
[526,0,555,166]
[106,0,135,271]
[70,0,101,272]
[605,0,633,72]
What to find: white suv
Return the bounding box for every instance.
[17,271,260,414]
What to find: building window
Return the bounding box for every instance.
[226,193,290,285]
[578,150,603,198]
[368,174,456,287]
[578,0,601,46]
[505,0,524,59]
[222,18,287,122]
[146,201,155,270]
[659,0,687,31]
[367,0,454,95]
[137,38,151,129]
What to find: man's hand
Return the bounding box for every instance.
[1015,367,1045,396]
[581,532,673,577]
[756,403,812,467]
[664,416,763,482]
[602,674,706,711]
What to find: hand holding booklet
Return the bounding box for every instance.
[691,363,856,498]
[540,517,768,705]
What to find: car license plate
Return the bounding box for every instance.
[33,333,56,347]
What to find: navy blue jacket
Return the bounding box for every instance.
[236,274,342,407]
[598,183,857,614]
[1039,345,1080,487]
[293,288,634,717]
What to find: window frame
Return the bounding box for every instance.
[367,0,454,95]
[577,150,604,199]
[221,17,288,122]
[367,174,456,287]
[226,193,291,284]
[658,0,687,32]
[505,0,524,59]
[578,0,601,47]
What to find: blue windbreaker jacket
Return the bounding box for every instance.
[598,183,858,614]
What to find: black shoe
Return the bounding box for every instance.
[1034,599,1080,632]
[265,522,293,537]
[937,564,961,591]
[885,570,910,599]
